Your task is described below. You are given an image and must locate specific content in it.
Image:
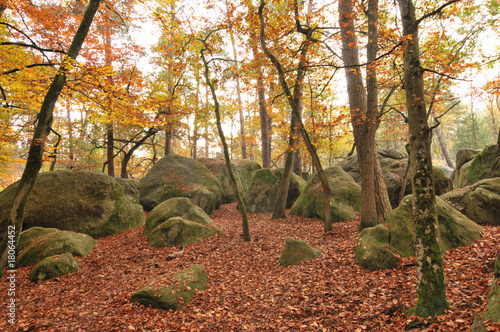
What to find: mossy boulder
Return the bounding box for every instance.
[441,178,500,225]
[278,237,321,267]
[471,254,500,332]
[0,170,145,240]
[336,149,451,208]
[388,195,483,257]
[289,166,361,222]
[131,264,207,310]
[143,197,213,236]
[16,227,95,267]
[147,217,218,248]
[456,145,500,188]
[198,158,262,204]
[355,224,399,271]
[138,154,223,214]
[243,168,305,213]
[29,252,80,282]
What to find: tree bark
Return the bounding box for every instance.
[0,0,102,276]
[260,0,332,231]
[398,0,448,317]
[120,128,158,178]
[339,0,384,228]
[201,48,251,241]
[104,9,114,177]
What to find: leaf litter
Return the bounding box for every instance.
[1,203,499,331]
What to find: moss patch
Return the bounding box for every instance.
[147,217,218,248]
[29,252,80,282]
[355,224,398,271]
[278,237,321,267]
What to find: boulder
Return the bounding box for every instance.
[441,178,500,225]
[0,170,145,239]
[278,237,321,267]
[29,252,80,282]
[355,224,399,271]
[435,164,454,178]
[455,145,500,188]
[147,216,218,248]
[336,149,452,208]
[197,158,262,203]
[138,154,223,214]
[243,169,305,213]
[289,166,361,223]
[143,197,213,236]
[16,227,95,267]
[471,254,500,332]
[131,264,207,310]
[388,195,483,257]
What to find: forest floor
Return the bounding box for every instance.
[1,203,499,332]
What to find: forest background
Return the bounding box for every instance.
[0,0,499,189]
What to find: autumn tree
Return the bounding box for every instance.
[0,0,102,276]
[396,0,466,318]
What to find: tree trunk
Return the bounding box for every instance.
[433,119,454,168]
[104,10,114,177]
[201,48,251,241]
[121,128,158,178]
[229,29,247,159]
[398,0,448,317]
[259,0,332,231]
[339,0,379,228]
[0,0,102,276]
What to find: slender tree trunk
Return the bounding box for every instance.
[0,0,102,276]
[260,0,332,231]
[104,10,114,176]
[49,130,62,171]
[66,106,74,165]
[121,128,158,178]
[398,0,448,317]
[292,99,303,176]
[201,48,251,241]
[229,30,247,159]
[433,118,454,168]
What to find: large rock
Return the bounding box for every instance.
[336,149,452,208]
[29,252,80,282]
[441,178,500,225]
[16,227,95,268]
[278,237,321,267]
[0,170,145,239]
[131,264,207,310]
[451,148,480,186]
[138,154,223,214]
[197,158,261,204]
[243,169,305,213]
[143,198,218,248]
[471,254,500,331]
[143,197,213,236]
[388,195,483,257]
[455,145,500,188]
[289,166,361,222]
[355,224,398,271]
[147,216,218,248]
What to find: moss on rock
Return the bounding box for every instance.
[457,145,500,188]
[289,166,361,223]
[147,217,218,248]
[243,168,305,213]
[278,237,321,267]
[16,227,95,267]
[131,264,207,310]
[388,196,483,257]
[0,170,145,240]
[138,154,223,214]
[29,252,80,282]
[143,197,213,236]
[355,224,399,271]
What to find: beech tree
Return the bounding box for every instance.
[0,0,102,276]
[397,0,464,317]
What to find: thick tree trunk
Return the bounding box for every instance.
[201,49,251,241]
[0,0,102,276]
[398,0,448,317]
[339,0,378,228]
